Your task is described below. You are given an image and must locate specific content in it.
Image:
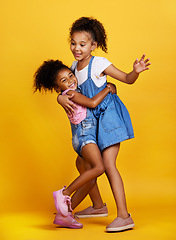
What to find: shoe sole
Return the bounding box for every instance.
[75,213,108,218]
[106,223,135,232]
[53,219,83,229]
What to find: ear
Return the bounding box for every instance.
[91,41,97,51]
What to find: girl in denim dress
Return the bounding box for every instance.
[58,17,150,232]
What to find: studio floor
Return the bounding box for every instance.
[1,202,175,240]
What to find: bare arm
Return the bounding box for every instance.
[63,83,116,109]
[103,54,151,84]
[57,94,77,115]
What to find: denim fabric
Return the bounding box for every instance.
[71,109,97,156]
[97,95,134,151]
[77,56,134,152]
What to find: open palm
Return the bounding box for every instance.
[133,54,151,73]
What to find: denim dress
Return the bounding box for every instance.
[75,56,134,152]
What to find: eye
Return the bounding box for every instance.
[69,73,74,78]
[71,42,75,45]
[80,44,85,47]
[61,78,67,83]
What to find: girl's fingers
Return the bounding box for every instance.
[144,58,150,63]
[64,107,71,115]
[140,54,146,61]
[68,93,74,99]
[68,105,75,113]
[69,101,77,109]
[134,58,139,66]
[145,62,151,67]
[65,104,75,115]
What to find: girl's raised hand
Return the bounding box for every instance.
[57,94,77,115]
[133,54,151,74]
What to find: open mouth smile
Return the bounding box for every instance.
[69,82,76,88]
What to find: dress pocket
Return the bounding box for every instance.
[101,107,122,133]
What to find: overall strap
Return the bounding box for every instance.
[88,56,94,79]
[72,62,78,74]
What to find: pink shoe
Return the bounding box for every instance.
[106,214,135,232]
[53,186,72,217]
[53,212,83,229]
[75,204,108,218]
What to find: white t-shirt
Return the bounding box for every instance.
[70,56,112,88]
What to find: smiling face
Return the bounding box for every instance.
[70,31,97,62]
[55,68,78,92]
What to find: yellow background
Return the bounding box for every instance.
[0,0,175,239]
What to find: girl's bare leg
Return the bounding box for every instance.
[71,179,96,209]
[71,156,104,210]
[89,184,105,208]
[72,143,129,218]
[63,143,105,197]
[102,143,129,218]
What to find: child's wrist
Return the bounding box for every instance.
[106,85,111,92]
[133,68,140,75]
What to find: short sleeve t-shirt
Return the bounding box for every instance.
[70,56,112,88]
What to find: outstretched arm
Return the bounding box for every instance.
[103,54,151,84]
[63,83,116,109]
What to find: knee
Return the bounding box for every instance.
[104,160,116,173]
[76,156,92,174]
[96,164,105,177]
[76,156,86,174]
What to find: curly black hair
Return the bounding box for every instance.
[69,17,108,53]
[33,60,70,93]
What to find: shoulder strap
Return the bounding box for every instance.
[72,61,78,74]
[88,56,94,79]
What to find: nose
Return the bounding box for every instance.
[68,78,73,84]
[74,44,79,51]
